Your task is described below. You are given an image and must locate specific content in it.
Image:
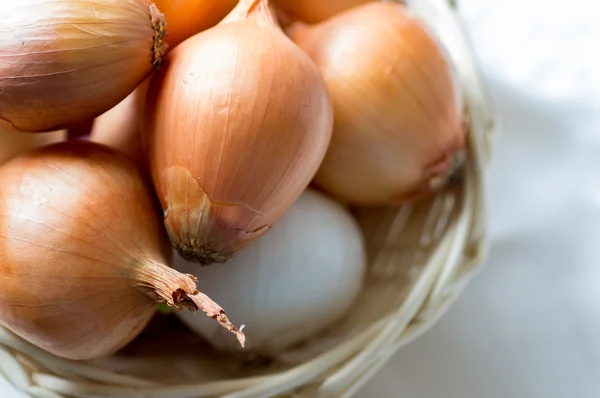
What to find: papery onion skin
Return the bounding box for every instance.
[0,120,65,165]
[273,0,373,24]
[0,0,166,133]
[154,0,238,48]
[289,3,466,205]
[144,0,333,265]
[0,142,244,360]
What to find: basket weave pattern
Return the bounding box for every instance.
[0,0,495,396]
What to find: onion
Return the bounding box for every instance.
[0,121,65,165]
[89,79,152,164]
[273,0,373,24]
[0,0,167,132]
[144,0,333,265]
[289,3,466,205]
[0,142,244,360]
[175,189,365,353]
[154,0,238,48]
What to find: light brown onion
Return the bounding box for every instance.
[0,120,65,165]
[289,3,466,205]
[0,142,244,360]
[154,0,238,48]
[0,0,166,132]
[144,0,333,265]
[273,0,373,24]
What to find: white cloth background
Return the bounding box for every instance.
[2,0,599,397]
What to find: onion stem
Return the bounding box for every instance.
[138,259,246,346]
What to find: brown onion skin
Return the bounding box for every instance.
[0,142,173,360]
[154,0,238,48]
[289,3,465,205]
[0,0,165,133]
[143,0,333,265]
[273,0,373,24]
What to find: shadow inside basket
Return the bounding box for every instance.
[84,174,466,386]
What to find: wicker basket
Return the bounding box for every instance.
[0,0,495,396]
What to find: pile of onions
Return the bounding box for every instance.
[144,0,333,265]
[0,142,243,360]
[154,0,238,48]
[175,189,366,353]
[289,3,466,205]
[0,0,467,366]
[0,0,166,132]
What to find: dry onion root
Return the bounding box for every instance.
[144,0,333,265]
[289,3,466,205]
[0,0,167,132]
[0,142,244,360]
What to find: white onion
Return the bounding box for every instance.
[174,189,366,354]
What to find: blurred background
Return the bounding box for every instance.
[357,0,600,396]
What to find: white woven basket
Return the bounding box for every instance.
[0,0,495,396]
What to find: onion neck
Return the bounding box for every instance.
[135,258,246,347]
[136,258,197,307]
[222,0,279,29]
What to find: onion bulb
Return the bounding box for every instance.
[0,142,244,360]
[273,0,373,24]
[175,189,365,353]
[154,0,238,48]
[0,0,167,132]
[0,121,65,165]
[144,0,333,265]
[289,3,466,205]
[90,79,152,164]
